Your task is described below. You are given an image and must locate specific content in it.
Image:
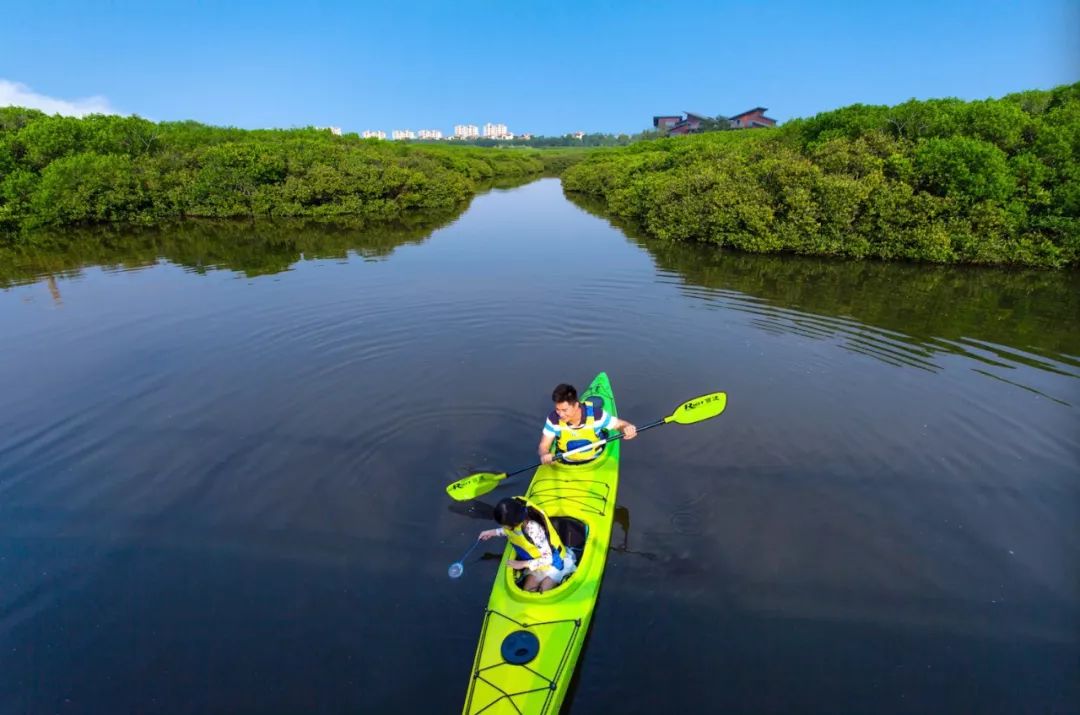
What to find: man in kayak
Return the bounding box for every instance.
[479,496,576,592]
[538,382,637,464]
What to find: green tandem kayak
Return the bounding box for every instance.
[462,371,620,714]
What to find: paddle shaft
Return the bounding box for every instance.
[498,415,667,479]
[561,416,666,458]
[446,391,725,501]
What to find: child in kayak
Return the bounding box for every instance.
[538,383,637,464]
[479,496,576,592]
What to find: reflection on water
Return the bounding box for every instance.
[0,213,459,287]
[0,176,540,288]
[566,190,1080,403]
[1,178,1077,715]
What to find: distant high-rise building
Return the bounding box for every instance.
[362,130,387,140]
[483,122,510,139]
[454,124,479,138]
[391,129,416,140]
[417,129,443,140]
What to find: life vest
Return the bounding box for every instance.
[502,497,566,572]
[555,400,604,463]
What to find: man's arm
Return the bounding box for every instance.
[538,433,556,464]
[609,416,638,439]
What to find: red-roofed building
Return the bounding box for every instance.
[656,112,709,135]
[653,115,682,130]
[671,111,711,135]
[729,107,777,129]
[654,108,778,135]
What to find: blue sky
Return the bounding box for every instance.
[1,0,1076,135]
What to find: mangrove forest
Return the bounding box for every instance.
[562,83,1079,268]
[2,83,1078,268]
[0,110,574,241]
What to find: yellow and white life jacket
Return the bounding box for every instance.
[555,400,604,463]
[502,497,566,572]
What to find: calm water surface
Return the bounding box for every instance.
[2,179,1078,714]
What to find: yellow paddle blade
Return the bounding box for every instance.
[445,471,507,501]
[666,392,727,425]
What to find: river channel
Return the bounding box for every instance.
[2,178,1077,714]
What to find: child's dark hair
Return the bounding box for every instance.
[493,497,551,542]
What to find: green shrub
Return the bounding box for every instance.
[562,82,1079,268]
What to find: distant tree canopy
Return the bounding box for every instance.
[432,133,650,148]
[0,112,577,241]
[562,84,1080,268]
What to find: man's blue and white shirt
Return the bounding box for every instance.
[542,401,612,438]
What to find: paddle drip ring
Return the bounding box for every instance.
[500,630,540,665]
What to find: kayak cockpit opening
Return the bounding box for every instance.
[512,516,588,592]
[552,516,587,563]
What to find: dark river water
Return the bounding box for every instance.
[2,178,1078,714]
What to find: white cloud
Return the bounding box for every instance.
[0,79,118,117]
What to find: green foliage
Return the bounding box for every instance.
[448,133,642,148]
[563,82,1080,268]
[0,106,46,132]
[29,153,153,227]
[0,168,39,232]
[912,137,1015,202]
[535,149,589,174]
[0,113,550,238]
[13,115,90,170]
[786,103,893,144]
